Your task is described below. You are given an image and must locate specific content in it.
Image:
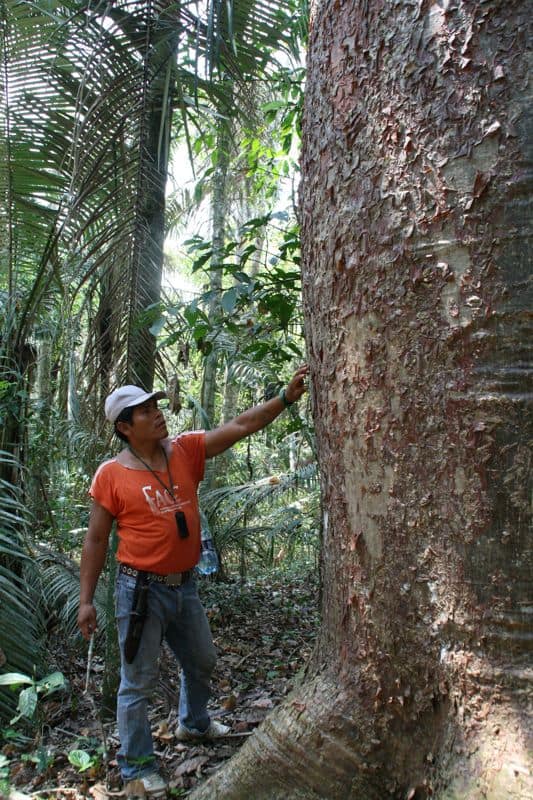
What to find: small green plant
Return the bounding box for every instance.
[68,748,100,773]
[68,736,106,774]
[1,727,32,746]
[21,746,55,773]
[0,670,67,725]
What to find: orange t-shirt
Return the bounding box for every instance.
[90,432,205,573]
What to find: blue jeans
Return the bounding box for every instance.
[115,572,217,780]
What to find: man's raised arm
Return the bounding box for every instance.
[205,364,309,459]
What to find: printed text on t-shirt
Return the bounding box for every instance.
[141,484,191,515]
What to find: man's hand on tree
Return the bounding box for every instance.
[285,364,310,404]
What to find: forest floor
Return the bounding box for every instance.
[2,567,319,800]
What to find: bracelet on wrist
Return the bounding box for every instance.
[279,388,294,408]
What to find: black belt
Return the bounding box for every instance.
[119,563,192,586]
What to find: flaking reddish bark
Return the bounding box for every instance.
[189,2,532,797]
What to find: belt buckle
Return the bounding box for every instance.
[166,572,182,586]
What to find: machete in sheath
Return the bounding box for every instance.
[124,571,149,664]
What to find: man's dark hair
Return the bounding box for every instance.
[114,406,135,442]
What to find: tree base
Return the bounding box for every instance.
[188,652,532,800]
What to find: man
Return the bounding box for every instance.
[77,365,308,798]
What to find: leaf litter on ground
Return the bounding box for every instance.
[2,568,319,799]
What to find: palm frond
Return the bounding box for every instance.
[201,461,317,525]
[32,548,108,645]
[1,0,169,394]
[199,460,319,570]
[0,453,45,721]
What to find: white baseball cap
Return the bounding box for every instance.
[104,385,167,423]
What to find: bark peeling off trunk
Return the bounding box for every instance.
[189,2,532,798]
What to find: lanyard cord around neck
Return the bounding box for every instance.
[128,445,176,502]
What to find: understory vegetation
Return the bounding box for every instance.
[1,570,320,798]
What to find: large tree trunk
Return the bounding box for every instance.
[189,2,532,798]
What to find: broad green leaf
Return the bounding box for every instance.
[193,322,210,342]
[148,316,167,337]
[191,251,212,272]
[184,305,200,327]
[68,749,93,772]
[36,671,66,693]
[17,686,38,719]
[0,673,32,687]
[221,288,238,314]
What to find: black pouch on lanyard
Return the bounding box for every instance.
[175,510,189,540]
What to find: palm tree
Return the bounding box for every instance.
[1,0,300,427]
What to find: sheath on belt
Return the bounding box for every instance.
[124,570,149,664]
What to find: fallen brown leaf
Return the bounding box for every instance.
[251,697,273,709]
[175,755,209,777]
[222,693,238,711]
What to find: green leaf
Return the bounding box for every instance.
[16,686,38,719]
[237,244,258,266]
[284,339,304,357]
[193,322,210,342]
[184,304,199,327]
[191,251,213,272]
[262,293,295,327]
[0,672,32,687]
[260,100,286,112]
[36,671,66,694]
[239,214,271,235]
[68,749,93,772]
[183,237,210,251]
[148,316,167,337]
[244,341,271,361]
[221,288,238,314]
